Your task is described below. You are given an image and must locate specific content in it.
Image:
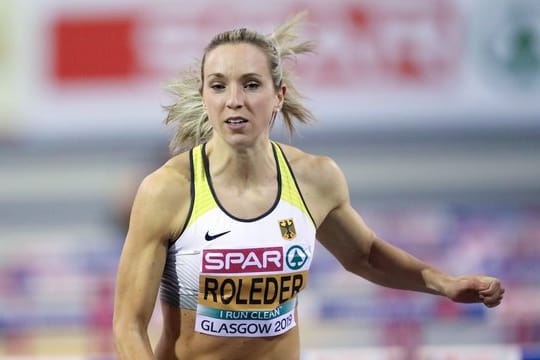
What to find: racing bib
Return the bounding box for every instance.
[195,246,309,337]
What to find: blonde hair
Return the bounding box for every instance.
[163,12,316,155]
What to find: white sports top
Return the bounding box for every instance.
[160,142,316,337]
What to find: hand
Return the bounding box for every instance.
[444,275,504,308]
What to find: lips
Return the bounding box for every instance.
[225,116,248,124]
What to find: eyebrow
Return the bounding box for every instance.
[206,72,264,80]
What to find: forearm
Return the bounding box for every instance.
[352,237,452,296]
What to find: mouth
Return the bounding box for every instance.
[225,117,248,125]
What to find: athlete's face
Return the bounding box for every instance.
[201,43,285,148]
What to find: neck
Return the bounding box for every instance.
[205,138,276,188]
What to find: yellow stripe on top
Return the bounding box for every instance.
[273,142,315,226]
[187,145,217,227]
[186,142,315,227]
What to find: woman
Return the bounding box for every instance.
[113,14,504,360]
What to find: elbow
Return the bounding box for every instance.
[112,312,125,339]
[343,261,370,277]
[340,236,377,276]
[340,252,371,276]
[112,317,127,349]
[112,315,141,350]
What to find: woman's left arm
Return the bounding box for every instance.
[312,156,504,308]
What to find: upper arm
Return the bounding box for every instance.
[316,202,377,272]
[113,168,188,331]
[311,156,377,271]
[297,150,452,294]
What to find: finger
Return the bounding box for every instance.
[473,277,495,292]
[484,297,502,308]
[483,292,504,307]
[478,288,504,299]
[481,289,505,302]
[479,279,502,295]
[480,287,504,301]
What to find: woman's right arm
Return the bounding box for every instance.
[113,168,184,359]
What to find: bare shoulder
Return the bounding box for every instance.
[277,143,349,226]
[131,151,192,240]
[278,143,346,189]
[138,152,190,200]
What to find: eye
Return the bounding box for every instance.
[209,83,225,91]
[244,81,260,90]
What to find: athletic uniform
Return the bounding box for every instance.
[160,142,316,337]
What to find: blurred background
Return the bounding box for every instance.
[1,0,540,359]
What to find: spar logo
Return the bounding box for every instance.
[202,247,283,273]
[286,245,308,270]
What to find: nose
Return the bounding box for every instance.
[226,85,243,109]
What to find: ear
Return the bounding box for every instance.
[275,83,287,111]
